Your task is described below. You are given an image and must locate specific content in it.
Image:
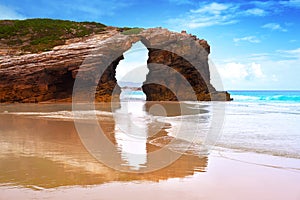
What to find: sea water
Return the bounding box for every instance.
[229,90,300,103]
[120,90,300,159]
[1,90,300,162]
[0,90,300,199]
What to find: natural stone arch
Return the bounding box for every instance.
[0,28,231,103]
[92,28,230,102]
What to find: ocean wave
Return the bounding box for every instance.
[149,136,208,156]
[215,142,300,159]
[120,91,146,100]
[231,94,300,102]
[4,110,113,120]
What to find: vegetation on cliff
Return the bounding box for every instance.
[0,18,107,54]
[121,28,144,35]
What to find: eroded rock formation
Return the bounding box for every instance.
[0,27,231,103]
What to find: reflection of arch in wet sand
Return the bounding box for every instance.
[113,101,210,171]
[0,105,208,189]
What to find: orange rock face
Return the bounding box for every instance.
[0,28,231,103]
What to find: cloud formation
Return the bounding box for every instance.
[233,36,261,44]
[280,0,300,8]
[215,46,300,90]
[166,1,276,29]
[167,2,239,29]
[218,62,265,81]
[244,8,267,16]
[277,48,300,58]
[262,23,287,32]
[166,1,300,30]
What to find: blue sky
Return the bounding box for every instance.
[1,0,300,90]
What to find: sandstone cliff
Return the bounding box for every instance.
[0,20,231,103]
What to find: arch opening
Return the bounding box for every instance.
[115,41,149,101]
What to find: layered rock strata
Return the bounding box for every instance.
[0,28,231,103]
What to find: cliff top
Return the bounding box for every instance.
[0,20,231,102]
[0,18,136,55]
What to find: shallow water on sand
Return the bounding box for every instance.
[0,102,210,187]
[0,101,300,199]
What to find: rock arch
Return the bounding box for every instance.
[0,28,231,103]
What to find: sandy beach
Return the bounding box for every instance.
[0,102,299,200]
[1,3,300,199]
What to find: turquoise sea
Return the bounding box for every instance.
[120,90,300,159]
[0,89,300,199]
[229,90,300,103]
[121,89,300,103]
[220,90,300,158]
[1,90,299,167]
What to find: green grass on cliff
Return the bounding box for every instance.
[0,18,107,53]
[121,28,144,35]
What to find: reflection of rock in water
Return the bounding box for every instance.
[144,101,209,116]
[0,112,208,189]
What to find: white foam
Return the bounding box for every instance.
[7,110,113,120]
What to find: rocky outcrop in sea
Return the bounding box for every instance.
[0,27,231,102]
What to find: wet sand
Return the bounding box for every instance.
[1,151,300,200]
[0,103,300,199]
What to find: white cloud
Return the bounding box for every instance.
[214,47,300,90]
[190,2,233,15]
[218,62,249,80]
[168,0,300,30]
[249,1,277,8]
[262,23,287,32]
[248,53,273,61]
[233,36,261,43]
[248,48,300,61]
[271,74,278,82]
[280,0,300,8]
[0,5,24,19]
[247,1,300,15]
[215,62,276,89]
[244,8,267,16]
[167,2,239,29]
[251,63,265,78]
[166,1,274,29]
[217,62,265,80]
[277,48,300,58]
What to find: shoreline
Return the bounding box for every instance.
[0,101,299,199]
